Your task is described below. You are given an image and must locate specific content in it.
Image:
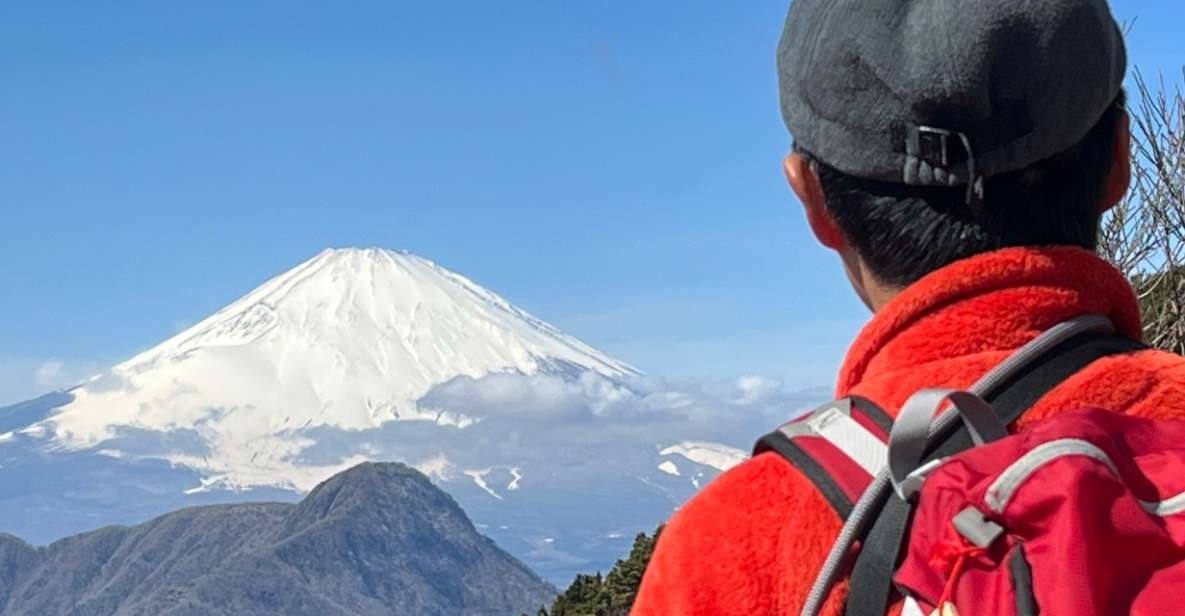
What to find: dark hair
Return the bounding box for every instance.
[802,92,1127,287]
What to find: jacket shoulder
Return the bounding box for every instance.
[1025,348,1185,425]
[1110,348,1185,418]
[633,451,845,615]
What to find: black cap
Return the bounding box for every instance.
[778,0,1126,199]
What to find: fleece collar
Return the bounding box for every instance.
[836,246,1144,396]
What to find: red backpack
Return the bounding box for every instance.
[754,316,1185,616]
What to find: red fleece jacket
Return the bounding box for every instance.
[632,246,1185,616]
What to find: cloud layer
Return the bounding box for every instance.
[289,370,827,494]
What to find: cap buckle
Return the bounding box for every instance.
[908,125,984,206]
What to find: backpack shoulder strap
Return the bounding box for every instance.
[843,330,1148,616]
[754,396,892,520]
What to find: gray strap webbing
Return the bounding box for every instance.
[888,389,1008,500]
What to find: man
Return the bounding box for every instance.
[632,0,1185,614]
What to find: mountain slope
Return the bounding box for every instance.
[0,463,555,616]
[39,247,637,491]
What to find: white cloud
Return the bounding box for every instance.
[421,372,614,423]
[34,360,65,388]
[733,375,784,405]
[413,453,457,482]
[0,357,106,407]
[22,365,826,498]
[404,370,823,472]
[34,358,104,391]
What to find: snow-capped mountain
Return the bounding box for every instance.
[42,248,636,491]
[0,248,821,583]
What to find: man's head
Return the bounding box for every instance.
[776,0,1130,310]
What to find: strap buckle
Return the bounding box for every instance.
[907,125,984,206]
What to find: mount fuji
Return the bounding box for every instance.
[0,248,820,583]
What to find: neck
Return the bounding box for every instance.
[864,283,900,313]
[843,252,900,312]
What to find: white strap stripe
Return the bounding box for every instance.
[1143,491,1185,516]
[985,437,1185,517]
[801,406,888,477]
[901,597,928,616]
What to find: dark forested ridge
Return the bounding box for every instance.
[524,526,662,616]
[0,463,555,616]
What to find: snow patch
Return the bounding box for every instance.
[397,405,480,428]
[658,460,680,476]
[660,441,747,472]
[184,476,225,495]
[465,468,503,500]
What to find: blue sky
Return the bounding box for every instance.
[1,1,1181,405]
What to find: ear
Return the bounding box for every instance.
[1100,111,1132,212]
[783,153,846,250]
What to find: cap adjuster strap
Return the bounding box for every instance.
[902,125,984,206]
